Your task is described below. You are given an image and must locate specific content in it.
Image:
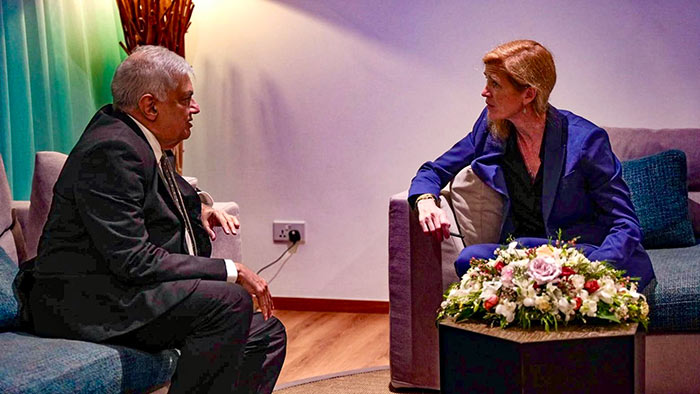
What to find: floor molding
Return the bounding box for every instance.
[274,366,389,390]
[274,297,389,314]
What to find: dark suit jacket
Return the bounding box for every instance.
[409,106,655,289]
[22,105,228,342]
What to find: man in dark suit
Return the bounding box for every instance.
[18,46,286,393]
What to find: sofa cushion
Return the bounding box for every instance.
[0,155,13,236]
[447,165,503,247]
[0,247,18,329]
[646,244,700,331]
[0,155,19,263]
[621,150,696,248]
[26,151,68,259]
[606,127,700,192]
[0,332,177,393]
[689,191,700,237]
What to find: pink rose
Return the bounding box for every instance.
[528,256,561,285]
[501,265,514,287]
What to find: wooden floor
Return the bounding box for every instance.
[274,310,390,385]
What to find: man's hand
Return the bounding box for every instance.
[417,197,451,243]
[201,204,240,240]
[235,263,274,320]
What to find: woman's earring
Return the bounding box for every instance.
[523,106,527,114]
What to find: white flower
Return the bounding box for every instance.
[521,286,537,307]
[557,298,575,319]
[495,300,517,323]
[597,278,617,304]
[580,299,598,317]
[437,241,650,330]
[480,281,502,300]
[513,276,533,290]
[467,281,482,294]
[546,282,561,297]
[570,275,586,291]
[619,287,641,301]
[507,241,518,252]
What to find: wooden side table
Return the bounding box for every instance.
[439,320,644,393]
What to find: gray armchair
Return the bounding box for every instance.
[388,127,700,393]
[0,151,242,393]
[16,151,241,263]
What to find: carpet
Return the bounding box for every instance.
[274,366,436,394]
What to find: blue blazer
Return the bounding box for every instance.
[409,107,655,289]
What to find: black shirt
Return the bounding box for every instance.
[501,127,547,238]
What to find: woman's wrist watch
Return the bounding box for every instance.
[416,193,440,207]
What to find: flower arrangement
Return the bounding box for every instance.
[437,238,649,331]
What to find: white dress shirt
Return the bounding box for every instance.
[128,114,238,283]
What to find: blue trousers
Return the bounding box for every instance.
[454,237,599,277]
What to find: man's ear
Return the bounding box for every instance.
[137,94,158,121]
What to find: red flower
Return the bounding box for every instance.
[574,297,582,311]
[495,261,505,272]
[584,280,600,294]
[484,296,499,311]
[561,266,576,277]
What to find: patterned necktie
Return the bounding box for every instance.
[159,153,198,256]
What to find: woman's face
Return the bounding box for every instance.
[481,67,527,121]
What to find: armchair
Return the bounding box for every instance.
[388,127,700,393]
[1,151,242,393]
[16,151,241,262]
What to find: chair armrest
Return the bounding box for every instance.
[11,201,30,263]
[388,191,461,390]
[209,201,242,262]
[11,201,30,239]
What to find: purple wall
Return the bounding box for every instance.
[184,0,700,300]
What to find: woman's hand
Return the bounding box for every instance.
[417,196,451,243]
[201,204,240,240]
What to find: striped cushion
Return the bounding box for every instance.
[0,332,177,393]
[646,244,700,331]
[621,150,696,248]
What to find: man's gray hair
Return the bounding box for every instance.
[111,45,194,111]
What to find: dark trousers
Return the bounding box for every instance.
[109,280,286,393]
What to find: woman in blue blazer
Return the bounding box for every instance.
[408,40,655,290]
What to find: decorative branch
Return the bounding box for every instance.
[116,0,194,56]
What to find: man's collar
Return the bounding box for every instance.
[127,114,163,161]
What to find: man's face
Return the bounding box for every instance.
[152,75,200,149]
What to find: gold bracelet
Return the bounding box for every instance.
[416,193,439,206]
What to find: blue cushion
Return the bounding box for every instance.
[621,150,696,248]
[0,332,178,393]
[645,244,700,331]
[0,247,19,329]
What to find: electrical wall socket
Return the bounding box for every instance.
[273,220,305,243]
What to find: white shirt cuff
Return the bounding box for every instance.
[224,259,238,283]
[198,191,214,207]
